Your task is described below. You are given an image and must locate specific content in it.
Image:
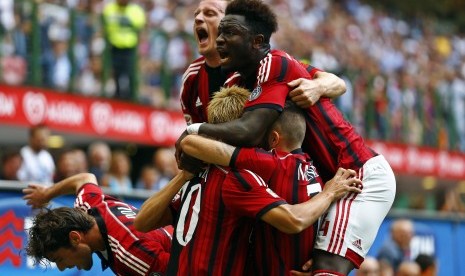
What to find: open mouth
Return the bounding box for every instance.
[196,27,209,44]
[217,48,230,64]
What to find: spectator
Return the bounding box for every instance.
[101,150,133,193]
[0,148,22,180]
[17,124,55,184]
[135,165,161,190]
[377,219,414,276]
[439,186,465,213]
[397,261,421,276]
[414,254,437,276]
[356,256,381,276]
[53,149,78,182]
[102,0,146,100]
[152,147,178,191]
[42,38,71,90]
[72,148,88,174]
[87,141,111,183]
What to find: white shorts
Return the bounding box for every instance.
[314,155,396,267]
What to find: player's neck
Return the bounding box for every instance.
[87,222,106,251]
[204,52,222,68]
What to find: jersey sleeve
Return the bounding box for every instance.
[222,169,286,219]
[74,183,103,212]
[243,54,290,111]
[298,60,323,78]
[180,58,205,125]
[229,147,277,182]
[143,228,172,272]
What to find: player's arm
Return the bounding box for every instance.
[22,173,97,208]
[135,170,193,232]
[288,71,346,108]
[180,134,234,167]
[261,168,361,234]
[195,108,279,147]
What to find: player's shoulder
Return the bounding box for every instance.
[270,49,296,62]
[187,56,206,69]
[182,56,206,80]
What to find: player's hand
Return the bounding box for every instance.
[22,183,50,208]
[323,168,362,200]
[290,258,312,275]
[179,153,205,175]
[288,78,323,108]
[175,130,189,168]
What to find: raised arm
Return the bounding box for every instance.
[22,173,97,208]
[135,170,193,232]
[288,71,346,108]
[261,168,361,234]
[180,135,234,167]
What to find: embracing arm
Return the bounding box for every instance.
[135,171,192,232]
[22,173,97,208]
[199,108,279,147]
[288,71,346,108]
[180,135,234,167]
[260,168,361,234]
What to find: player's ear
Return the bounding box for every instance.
[69,231,82,247]
[252,34,264,49]
[268,130,279,149]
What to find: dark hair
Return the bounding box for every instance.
[225,0,278,43]
[271,101,306,147]
[26,207,94,266]
[1,148,21,165]
[414,254,436,272]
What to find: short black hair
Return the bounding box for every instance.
[414,254,436,272]
[225,0,278,43]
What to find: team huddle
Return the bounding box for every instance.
[22,0,396,275]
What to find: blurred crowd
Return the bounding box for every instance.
[355,218,438,276]
[0,0,464,152]
[0,125,179,194]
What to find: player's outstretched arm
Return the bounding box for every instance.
[261,168,361,234]
[288,71,346,108]
[22,173,97,208]
[180,134,234,166]
[135,170,193,232]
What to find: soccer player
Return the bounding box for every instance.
[177,0,396,275]
[181,0,346,125]
[136,86,361,275]
[22,173,172,275]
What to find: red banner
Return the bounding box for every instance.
[1,85,464,179]
[0,85,186,146]
[367,141,465,180]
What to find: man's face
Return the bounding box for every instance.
[193,0,227,56]
[46,243,93,271]
[30,128,50,152]
[216,14,254,72]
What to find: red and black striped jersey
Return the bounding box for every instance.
[226,49,377,181]
[230,147,323,275]
[167,165,286,276]
[180,56,228,124]
[75,183,172,276]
